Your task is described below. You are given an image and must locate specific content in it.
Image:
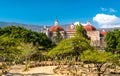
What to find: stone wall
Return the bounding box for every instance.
[87,31,100,46]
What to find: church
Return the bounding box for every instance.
[42,20,106,48]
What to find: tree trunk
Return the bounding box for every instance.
[24,57,30,71]
[75,56,78,61]
[98,73,101,76]
[96,65,101,76]
[95,63,104,76]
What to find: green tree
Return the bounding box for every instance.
[18,42,37,71]
[48,23,93,61]
[0,25,54,66]
[105,29,120,59]
[81,50,117,76]
[48,37,93,61]
[105,31,116,53]
[0,26,53,48]
[75,24,89,39]
[0,35,21,62]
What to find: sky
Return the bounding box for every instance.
[0,0,120,28]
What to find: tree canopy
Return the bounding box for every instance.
[81,50,115,63]
[0,26,54,63]
[75,24,89,39]
[0,26,53,48]
[105,29,120,55]
[48,24,93,61]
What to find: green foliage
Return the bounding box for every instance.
[0,26,54,64]
[105,29,118,52]
[18,42,37,59]
[48,23,93,61]
[0,26,53,48]
[0,35,21,62]
[75,24,89,39]
[17,42,37,71]
[105,29,120,59]
[81,50,115,63]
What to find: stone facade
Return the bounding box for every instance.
[87,31,100,46]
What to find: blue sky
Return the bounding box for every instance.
[0,0,120,28]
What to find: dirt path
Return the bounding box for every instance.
[5,65,63,76]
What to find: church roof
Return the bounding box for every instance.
[100,31,107,36]
[83,24,96,31]
[49,25,64,32]
[83,21,96,31]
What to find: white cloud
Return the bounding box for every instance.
[81,23,86,26]
[101,7,117,13]
[101,7,107,11]
[74,22,86,26]
[100,25,120,28]
[93,14,120,28]
[109,8,116,13]
[74,22,80,25]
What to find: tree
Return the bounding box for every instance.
[18,42,37,71]
[0,26,53,49]
[75,24,89,39]
[48,23,93,61]
[0,35,21,63]
[105,31,116,53]
[0,25,54,61]
[0,26,55,71]
[105,29,120,59]
[48,37,93,61]
[81,50,117,76]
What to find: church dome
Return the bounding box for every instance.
[100,30,107,36]
[83,21,96,31]
[49,19,64,32]
[49,26,64,32]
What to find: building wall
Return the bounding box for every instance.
[66,31,75,38]
[49,30,101,47]
[87,31,100,46]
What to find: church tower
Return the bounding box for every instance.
[43,25,49,38]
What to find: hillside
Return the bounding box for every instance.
[0,21,120,32]
[0,21,43,32]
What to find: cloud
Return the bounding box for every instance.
[109,8,116,13]
[74,22,86,26]
[74,22,80,25]
[101,7,117,13]
[101,7,107,11]
[93,14,120,28]
[81,23,86,26]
